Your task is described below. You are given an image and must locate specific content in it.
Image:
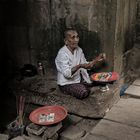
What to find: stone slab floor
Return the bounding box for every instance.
[81,78,140,140]
[1,79,140,140]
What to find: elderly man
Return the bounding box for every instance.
[55,28,105,99]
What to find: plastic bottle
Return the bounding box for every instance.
[37,62,45,76]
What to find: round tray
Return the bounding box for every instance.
[91,72,119,83]
[29,105,67,125]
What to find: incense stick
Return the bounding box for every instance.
[16,95,25,126]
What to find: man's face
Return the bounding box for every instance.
[65,31,79,49]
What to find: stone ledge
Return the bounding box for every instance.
[90,119,140,140]
[0,134,9,140]
[26,122,62,139]
[18,85,120,118]
[60,125,86,140]
[11,76,120,118]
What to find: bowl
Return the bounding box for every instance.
[91,72,119,83]
[29,105,67,125]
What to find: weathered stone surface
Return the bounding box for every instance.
[10,75,57,94]
[11,136,25,140]
[104,98,140,128]
[132,79,140,86]
[91,119,140,140]
[0,134,9,140]
[48,133,58,140]
[2,0,137,89]
[26,90,117,118]
[26,123,47,135]
[12,76,120,118]
[27,122,62,139]
[60,125,86,140]
[42,122,62,139]
[125,85,140,98]
[27,132,58,140]
[26,133,42,140]
[58,118,98,140]
[68,114,83,125]
[76,118,100,132]
[24,103,42,115]
[123,45,140,83]
[81,133,114,140]
[22,135,40,140]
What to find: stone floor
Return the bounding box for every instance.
[0,73,119,139]
[1,78,139,140]
[10,75,120,119]
[81,78,140,140]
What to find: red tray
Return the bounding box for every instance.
[91,72,119,82]
[29,105,67,125]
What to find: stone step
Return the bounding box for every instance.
[60,125,86,140]
[25,83,120,118]
[0,134,9,140]
[91,119,140,140]
[11,136,25,140]
[124,85,140,98]
[90,97,140,140]
[104,98,140,128]
[81,133,114,140]
[59,116,100,140]
[12,75,120,118]
[26,122,62,139]
[132,79,140,86]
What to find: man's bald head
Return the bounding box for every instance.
[64,28,79,50]
[64,28,78,39]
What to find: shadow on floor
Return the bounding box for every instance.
[0,85,17,133]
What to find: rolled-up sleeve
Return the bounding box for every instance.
[55,52,72,78]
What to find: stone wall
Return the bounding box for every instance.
[136,0,140,38]
[122,0,140,83]
[0,0,137,81]
[114,0,137,83]
[123,44,140,83]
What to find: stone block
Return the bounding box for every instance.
[48,133,58,140]
[28,83,120,118]
[81,133,114,140]
[91,119,140,140]
[60,125,86,140]
[74,0,94,5]
[12,76,120,118]
[132,79,140,86]
[76,118,100,132]
[0,134,9,140]
[104,98,140,128]
[68,114,83,125]
[22,135,41,140]
[27,133,42,140]
[42,122,62,139]
[11,136,25,140]
[26,123,47,135]
[27,122,62,139]
[125,85,140,98]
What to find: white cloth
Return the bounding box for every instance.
[55,45,92,85]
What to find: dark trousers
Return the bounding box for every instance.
[59,83,90,99]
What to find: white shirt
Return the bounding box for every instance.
[55,45,92,85]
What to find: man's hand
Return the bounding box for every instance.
[72,63,93,74]
[72,53,106,73]
[96,53,106,62]
[91,53,106,64]
[81,53,106,69]
[80,62,94,69]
